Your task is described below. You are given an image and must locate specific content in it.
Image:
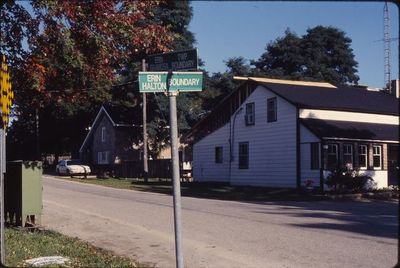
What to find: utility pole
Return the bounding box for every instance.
[142,59,149,182]
[383,1,391,92]
[35,107,40,160]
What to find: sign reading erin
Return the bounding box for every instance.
[147,49,198,71]
[139,72,203,93]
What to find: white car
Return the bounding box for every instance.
[56,159,91,176]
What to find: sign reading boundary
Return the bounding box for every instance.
[139,71,203,93]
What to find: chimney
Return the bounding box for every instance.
[390,79,399,98]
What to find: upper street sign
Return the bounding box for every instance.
[147,49,198,71]
[139,71,203,93]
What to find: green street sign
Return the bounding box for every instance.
[147,49,198,71]
[139,72,203,93]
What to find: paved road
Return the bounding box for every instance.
[42,176,398,268]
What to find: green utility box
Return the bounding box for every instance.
[4,161,43,227]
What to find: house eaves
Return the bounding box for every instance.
[300,118,399,143]
[233,76,337,88]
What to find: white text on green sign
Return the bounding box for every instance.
[139,72,203,93]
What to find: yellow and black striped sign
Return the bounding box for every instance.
[0,55,14,129]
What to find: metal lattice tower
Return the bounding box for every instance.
[384,1,391,91]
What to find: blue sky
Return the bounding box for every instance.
[189,1,399,88]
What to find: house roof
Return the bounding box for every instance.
[234,76,336,88]
[259,81,399,115]
[186,77,399,143]
[301,118,399,142]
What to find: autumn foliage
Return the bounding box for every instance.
[1,0,176,158]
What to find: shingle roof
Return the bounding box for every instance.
[259,82,399,115]
[103,103,142,126]
[301,118,399,142]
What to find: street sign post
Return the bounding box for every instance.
[143,49,202,268]
[147,48,198,71]
[0,55,13,265]
[139,71,203,93]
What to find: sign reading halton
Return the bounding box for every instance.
[139,71,203,93]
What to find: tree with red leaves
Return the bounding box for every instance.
[2,0,176,159]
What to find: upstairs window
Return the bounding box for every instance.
[343,144,353,169]
[267,97,277,122]
[373,145,382,169]
[245,102,255,125]
[358,145,368,169]
[215,146,223,164]
[101,127,106,142]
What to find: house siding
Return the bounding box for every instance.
[300,125,321,187]
[230,86,297,187]
[193,123,230,182]
[92,115,116,165]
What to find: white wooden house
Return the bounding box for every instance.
[186,77,399,190]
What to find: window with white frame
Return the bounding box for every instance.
[343,144,353,169]
[358,145,368,169]
[327,144,338,169]
[98,151,109,164]
[245,102,255,125]
[372,145,382,169]
[101,127,106,142]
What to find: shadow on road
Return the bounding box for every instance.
[252,201,398,239]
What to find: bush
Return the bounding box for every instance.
[325,167,374,193]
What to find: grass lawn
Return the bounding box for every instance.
[57,175,137,189]
[5,227,146,267]
[52,174,327,201]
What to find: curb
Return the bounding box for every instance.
[322,191,399,201]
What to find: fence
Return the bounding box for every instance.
[114,159,172,179]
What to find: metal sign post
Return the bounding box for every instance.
[168,90,184,268]
[139,49,201,268]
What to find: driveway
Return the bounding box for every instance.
[42,175,398,268]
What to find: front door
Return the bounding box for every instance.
[388,144,399,185]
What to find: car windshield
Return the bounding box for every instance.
[67,160,81,165]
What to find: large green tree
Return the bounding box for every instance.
[252,26,359,85]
